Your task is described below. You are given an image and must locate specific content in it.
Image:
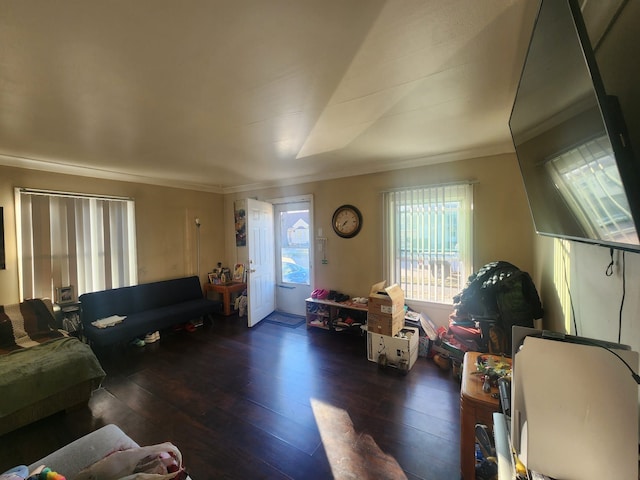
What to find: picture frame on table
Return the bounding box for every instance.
[55,285,74,304]
[220,268,231,283]
[232,263,245,283]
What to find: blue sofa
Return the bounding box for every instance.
[79,276,219,347]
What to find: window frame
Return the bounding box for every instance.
[382,183,473,305]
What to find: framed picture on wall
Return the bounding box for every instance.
[234,207,246,247]
[55,285,74,304]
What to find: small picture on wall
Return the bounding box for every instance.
[235,208,246,247]
[56,285,74,304]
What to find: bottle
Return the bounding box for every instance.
[482,375,491,393]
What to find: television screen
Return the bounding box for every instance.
[509,0,640,252]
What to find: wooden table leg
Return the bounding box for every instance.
[204,283,246,317]
[460,398,476,479]
[222,290,231,316]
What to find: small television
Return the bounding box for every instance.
[509,0,640,252]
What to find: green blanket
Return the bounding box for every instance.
[0,337,106,417]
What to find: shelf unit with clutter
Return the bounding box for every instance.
[305,297,368,332]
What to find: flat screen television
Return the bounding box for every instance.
[509,0,640,252]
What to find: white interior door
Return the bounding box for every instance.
[246,198,275,327]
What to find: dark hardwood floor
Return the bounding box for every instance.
[0,316,462,479]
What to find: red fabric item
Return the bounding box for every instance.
[447,322,481,341]
[444,317,483,352]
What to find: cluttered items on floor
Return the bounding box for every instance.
[449,261,544,356]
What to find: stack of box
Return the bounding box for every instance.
[366,282,418,372]
[367,281,404,337]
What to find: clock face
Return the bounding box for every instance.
[332,205,362,238]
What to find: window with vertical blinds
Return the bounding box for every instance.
[16,188,138,301]
[383,183,473,304]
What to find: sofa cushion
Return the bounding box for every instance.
[28,424,139,479]
[83,299,216,347]
[80,276,206,321]
[28,424,193,480]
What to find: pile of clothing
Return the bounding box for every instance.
[446,261,544,355]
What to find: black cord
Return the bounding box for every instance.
[591,337,639,384]
[605,247,614,276]
[618,251,626,343]
[536,331,640,385]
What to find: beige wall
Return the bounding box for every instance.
[6,149,636,342]
[533,234,640,353]
[8,148,636,342]
[9,148,637,342]
[224,152,535,325]
[0,165,224,306]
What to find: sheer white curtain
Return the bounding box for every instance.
[16,188,138,301]
[383,183,473,304]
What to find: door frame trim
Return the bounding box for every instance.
[268,194,314,313]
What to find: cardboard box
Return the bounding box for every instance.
[367,327,419,373]
[368,281,404,316]
[367,311,405,337]
[368,281,405,336]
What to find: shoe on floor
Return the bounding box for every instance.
[144,331,160,343]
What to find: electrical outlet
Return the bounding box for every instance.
[322,259,328,264]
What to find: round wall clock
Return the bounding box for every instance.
[332,204,363,238]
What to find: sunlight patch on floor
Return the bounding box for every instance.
[310,398,407,480]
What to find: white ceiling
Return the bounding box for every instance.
[0,0,541,193]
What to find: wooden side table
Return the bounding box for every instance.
[203,282,246,316]
[460,352,511,480]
